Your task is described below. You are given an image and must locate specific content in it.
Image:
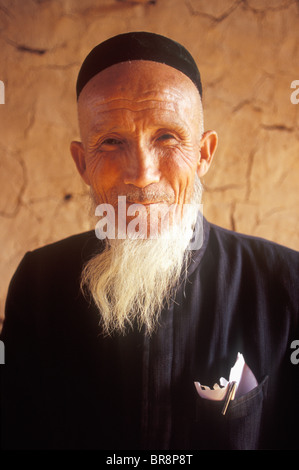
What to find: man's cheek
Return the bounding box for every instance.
[168,145,198,169]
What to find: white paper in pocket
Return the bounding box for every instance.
[194,352,258,401]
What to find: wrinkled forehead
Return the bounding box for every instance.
[78,60,202,117]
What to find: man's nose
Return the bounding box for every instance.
[123,143,161,188]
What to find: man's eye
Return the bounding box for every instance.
[101,138,122,147]
[157,134,176,141]
[156,134,179,145]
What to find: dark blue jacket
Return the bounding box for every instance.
[1,220,299,450]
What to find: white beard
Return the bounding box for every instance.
[81,176,203,336]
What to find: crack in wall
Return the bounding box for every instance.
[185,0,242,23]
[0,153,28,219]
[260,124,295,132]
[185,0,299,29]
[204,183,243,193]
[116,0,157,4]
[245,148,256,202]
[230,201,237,232]
[5,37,48,55]
[242,0,298,15]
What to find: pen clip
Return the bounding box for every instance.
[221,381,237,416]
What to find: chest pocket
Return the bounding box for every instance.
[193,375,269,449]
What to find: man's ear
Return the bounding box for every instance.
[70,141,90,185]
[197,130,218,178]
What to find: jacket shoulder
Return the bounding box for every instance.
[28,230,99,262]
[206,223,299,303]
[208,223,299,262]
[3,231,100,323]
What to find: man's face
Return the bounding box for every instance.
[71,60,217,232]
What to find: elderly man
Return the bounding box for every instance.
[1,32,299,451]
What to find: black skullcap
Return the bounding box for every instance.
[76,31,202,100]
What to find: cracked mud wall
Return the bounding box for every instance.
[0,0,299,325]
